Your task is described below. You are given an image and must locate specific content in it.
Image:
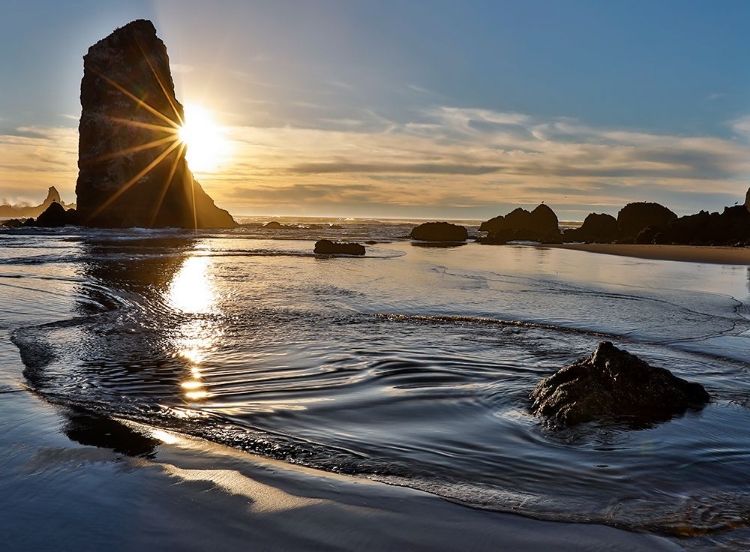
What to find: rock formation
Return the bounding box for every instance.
[563,213,619,243]
[745,187,750,213]
[617,202,676,241]
[0,186,73,219]
[313,239,365,255]
[530,341,709,427]
[479,204,561,243]
[35,203,69,227]
[410,222,468,242]
[75,20,236,228]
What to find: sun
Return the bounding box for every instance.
[178,104,229,174]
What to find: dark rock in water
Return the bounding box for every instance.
[617,202,676,241]
[479,204,561,243]
[35,202,68,227]
[75,20,236,229]
[1,218,25,228]
[530,341,709,427]
[476,227,514,245]
[0,186,74,219]
[637,205,750,246]
[364,240,377,245]
[410,222,468,242]
[329,224,343,230]
[563,213,619,243]
[264,221,290,229]
[314,239,365,255]
[65,208,80,226]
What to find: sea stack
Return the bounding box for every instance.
[75,20,236,228]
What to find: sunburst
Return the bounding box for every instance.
[82,40,222,229]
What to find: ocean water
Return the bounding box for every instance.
[2,218,749,543]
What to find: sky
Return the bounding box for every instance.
[1,0,749,220]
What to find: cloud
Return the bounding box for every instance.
[198,106,750,217]
[3,107,749,219]
[731,115,750,136]
[290,162,499,175]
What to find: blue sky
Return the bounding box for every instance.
[1,0,749,219]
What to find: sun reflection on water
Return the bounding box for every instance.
[167,254,221,402]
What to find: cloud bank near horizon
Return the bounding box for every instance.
[1,106,748,219]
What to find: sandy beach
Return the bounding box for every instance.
[0,384,684,552]
[551,243,750,265]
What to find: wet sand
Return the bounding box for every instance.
[552,243,750,265]
[0,384,682,552]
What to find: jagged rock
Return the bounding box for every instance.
[530,341,709,427]
[745,187,750,212]
[0,219,25,228]
[35,202,68,227]
[479,204,561,243]
[410,222,468,242]
[0,186,73,219]
[617,202,676,241]
[314,239,365,255]
[75,20,236,229]
[563,213,619,243]
[637,205,750,246]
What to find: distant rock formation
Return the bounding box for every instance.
[264,221,293,229]
[0,186,73,219]
[530,341,709,427]
[313,239,365,255]
[637,206,750,246]
[745,187,750,213]
[35,202,69,227]
[617,202,676,241]
[479,204,561,243]
[563,213,619,243]
[410,222,468,242]
[75,20,236,228]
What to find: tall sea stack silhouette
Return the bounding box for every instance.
[75,20,236,228]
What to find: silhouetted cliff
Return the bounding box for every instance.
[75,20,236,228]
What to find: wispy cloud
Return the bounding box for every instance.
[200,106,750,216]
[2,108,749,219]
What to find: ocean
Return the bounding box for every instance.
[1,217,749,543]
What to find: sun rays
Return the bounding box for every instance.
[82,48,225,229]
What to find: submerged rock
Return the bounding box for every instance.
[314,239,365,255]
[410,222,468,242]
[75,20,236,228]
[530,341,709,427]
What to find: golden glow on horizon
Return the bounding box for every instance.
[179,104,229,174]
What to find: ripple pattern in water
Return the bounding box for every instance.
[3,225,750,545]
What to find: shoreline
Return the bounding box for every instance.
[549,243,750,265]
[0,383,682,552]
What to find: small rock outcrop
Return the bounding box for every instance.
[314,240,365,255]
[0,186,73,219]
[530,341,709,427]
[35,203,69,227]
[75,20,236,229]
[617,202,677,241]
[264,221,290,229]
[745,187,750,213]
[410,222,468,242]
[479,204,561,243]
[563,213,619,243]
